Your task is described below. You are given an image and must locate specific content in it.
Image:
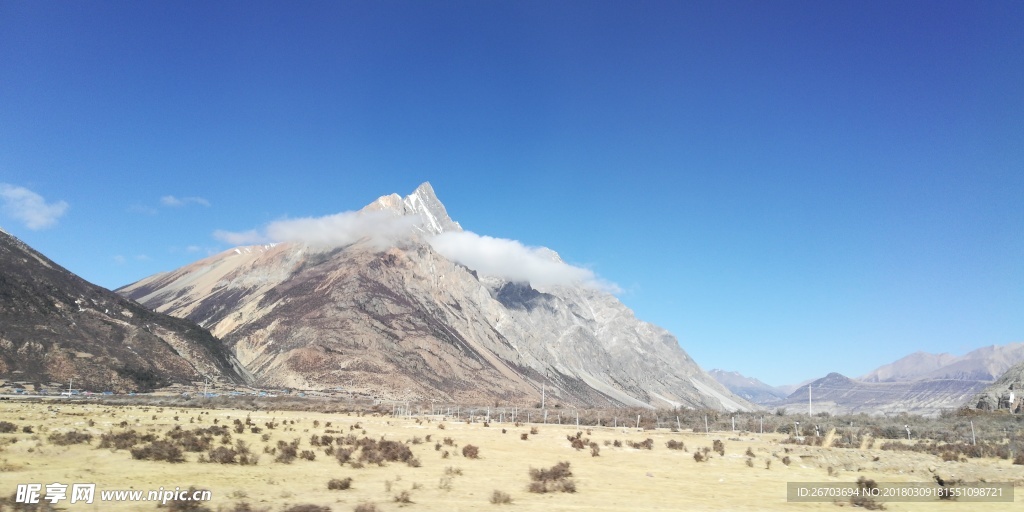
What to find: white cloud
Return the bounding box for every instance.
[214,210,619,292]
[429,231,620,292]
[0,183,68,230]
[161,195,210,207]
[213,210,418,249]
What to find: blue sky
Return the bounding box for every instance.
[2,1,1021,387]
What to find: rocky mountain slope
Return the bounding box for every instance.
[709,369,787,404]
[973,361,1024,412]
[118,183,755,410]
[777,373,988,417]
[860,343,1024,383]
[769,344,1024,416]
[0,229,247,392]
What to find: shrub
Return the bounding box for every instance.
[1014,453,1024,465]
[393,490,412,504]
[782,456,791,466]
[282,506,330,512]
[628,438,653,450]
[275,439,299,464]
[521,433,528,441]
[530,427,539,435]
[850,477,885,510]
[462,444,480,459]
[99,430,141,450]
[299,450,316,461]
[204,441,257,465]
[666,440,686,450]
[0,422,16,433]
[590,443,600,457]
[48,430,93,446]
[490,490,513,504]
[693,451,706,462]
[528,461,575,493]
[713,439,724,456]
[328,477,352,490]
[131,440,185,463]
[354,504,379,512]
[158,486,212,511]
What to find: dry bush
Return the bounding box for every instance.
[693,451,707,463]
[462,444,480,459]
[590,442,600,457]
[131,440,185,463]
[530,427,539,435]
[528,461,575,493]
[328,477,353,490]
[782,456,791,466]
[713,439,724,456]
[48,430,93,446]
[393,490,413,504]
[205,441,258,465]
[490,490,513,504]
[275,439,299,464]
[299,450,316,461]
[98,430,151,450]
[520,433,528,441]
[354,503,379,512]
[666,440,686,450]
[221,503,269,512]
[628,438,653,450]
[282,506,330,512]
[746,447,755,457]
[850,477,885,510]
[0,422,17,433]
[157,486,212,511]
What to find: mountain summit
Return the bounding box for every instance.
[362,182,462,235]
[119,184,754,410]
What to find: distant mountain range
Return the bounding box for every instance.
[116,183,755,410]
[708,369,787,404]
[0,229,247,392]
[767,343,1024,416]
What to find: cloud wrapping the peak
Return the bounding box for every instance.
[214,210,418,248]
[0,183,68,230]
[213,209,619,293]
[429,231,619,292]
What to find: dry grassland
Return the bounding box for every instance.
[0,401,1021,511]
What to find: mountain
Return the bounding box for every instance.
[860,343,1024,383]
[776,372,988,416]
[0,229,247,392]
[708,369,787,404]
[118,183,755,411]
[973,361,1024,412]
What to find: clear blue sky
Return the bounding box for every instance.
[2,1,1021,387]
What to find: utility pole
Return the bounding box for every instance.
[809,384,812,416]
[67,378,73,399]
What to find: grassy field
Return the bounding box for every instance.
[0,400,1021,511]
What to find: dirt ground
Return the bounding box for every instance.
[0,400,1021,511]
